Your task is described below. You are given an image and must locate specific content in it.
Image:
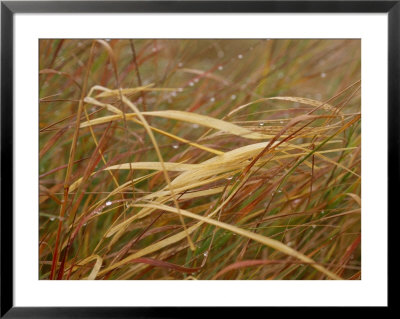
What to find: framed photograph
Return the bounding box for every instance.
[1,0,395,316]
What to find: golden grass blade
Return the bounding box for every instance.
[346,193,361,206]
[118,93,196,251]
[79,109,269,140]
[98,203,342,280]
[87,255,103,280]
[104,172,237,238]
[83,93,223,155]
[227,96,341,117]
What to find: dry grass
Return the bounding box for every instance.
[39,39,361,280]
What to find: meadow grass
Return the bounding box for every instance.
[39,39,361,280]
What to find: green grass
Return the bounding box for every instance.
[39,39,361,280]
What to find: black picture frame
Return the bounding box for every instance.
[1,0,396,317]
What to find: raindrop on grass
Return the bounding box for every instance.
[218,65,223,71]
[320,72,327,78]
[50,217,55,221]
[106,201,112,206]
[192,123,199,129]
[238,54,243,59]
[178,88,184,92]
[231,94,237,100]
[210,97,215,102]
[178,62,183,67]
[259,122,264,126]
[203,252,208,257]
[189,82,194,87]
[172,144,179,149]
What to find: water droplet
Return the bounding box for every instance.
[330,237,333,241]
[210,97,215,102]
[259,122,264,126]
[280,120,284,124]
[277,190,282,193]
[238,54,243,59]
[189,82,194,87]
[321,210,325,215]
[218,65,223,71]
[192,123,199,129]
[172,144,179,149]
[106,201,112,206]
[312,225,316,229]
[226,176,233,180]
[178,88,184,92]
[50,217,55,221]
[203,252,208,257]
[287,241,293,247]
[178,62,183,67]
[320,72,326,78]
[231,94,236,100]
